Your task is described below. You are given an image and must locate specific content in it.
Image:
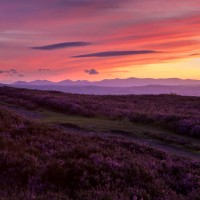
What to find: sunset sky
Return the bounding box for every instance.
[1,0,200,83]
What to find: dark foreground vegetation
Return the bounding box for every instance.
[0,86,200,138]
[0,106,200,200]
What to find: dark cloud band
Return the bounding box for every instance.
[72,50,157,58]
[31,42,91,50]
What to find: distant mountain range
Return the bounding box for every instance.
[0,78,199,96]
[11,77,200,87]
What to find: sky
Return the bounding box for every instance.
[0,0,200,83]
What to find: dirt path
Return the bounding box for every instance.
[1,100,199,161]
[126,135,200,161]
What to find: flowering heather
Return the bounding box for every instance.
[0,106,200,199]
[0,86,200,138]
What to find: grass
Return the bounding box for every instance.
[41,109,200,152]
[1,86,200,139]
[1,97,200,160]
[0,106,200,200]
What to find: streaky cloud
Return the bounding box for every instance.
[0,69,18,74]
[31,42,91,50]
[38,68,51,71]
[72,50,158,58]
